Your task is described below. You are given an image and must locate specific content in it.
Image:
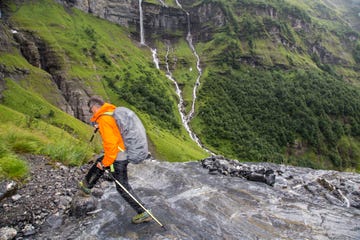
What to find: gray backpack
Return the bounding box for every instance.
[105,107,148,164]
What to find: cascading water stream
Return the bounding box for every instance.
[175,0,182,8]
[139,0,145,45]
[165,47,189,132]
[158,0,167,7]
[177,1,202,122]
[151,48,160,70]
[139,0,213,154]
[186,23,202,121]
[164,47,212,154]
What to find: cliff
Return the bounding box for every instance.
[55,0,226,43]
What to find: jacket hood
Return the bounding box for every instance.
[90,103,116,122]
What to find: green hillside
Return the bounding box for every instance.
[147,0,360,172]
[147,0,360,171]
[0,0,208,180]
[190,0,360,171]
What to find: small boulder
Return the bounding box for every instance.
[69,194,97,218]
[0,181,18,201]
[0,227,17,240]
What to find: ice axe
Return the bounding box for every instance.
[104,169,166,230]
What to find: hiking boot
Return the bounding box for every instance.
[131,211,152,224]
[78,181,91,196]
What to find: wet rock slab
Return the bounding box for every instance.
[36,158,360,240]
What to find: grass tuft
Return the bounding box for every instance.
[42,140,91,166]
[0,155,29,181]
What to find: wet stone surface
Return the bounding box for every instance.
[1,155,360,239]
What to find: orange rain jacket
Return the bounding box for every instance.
[90,103,126,167]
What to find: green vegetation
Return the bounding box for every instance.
[196,67,360,171]
[0,0,208,181]
[189,0,360,172]
[0,155,29,181]
[0,104,96,180]
[170,39,200,113]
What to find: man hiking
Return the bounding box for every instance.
[79,96,151,224]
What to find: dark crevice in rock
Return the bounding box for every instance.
[11,29,93,122]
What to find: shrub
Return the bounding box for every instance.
[0,142,10,158]
[4,131,42,154]
[41,139,91,166]
[0,155,29,181]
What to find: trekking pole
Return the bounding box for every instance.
[89,127,99,142]
[104,169,166,229]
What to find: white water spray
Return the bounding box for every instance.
[177,2,202,122]
[139,0,145,45]
[151,48,160,69]
[139,0,213,154]
[165,47,213,154]
[175,0,182,8]
[158,0,167,7]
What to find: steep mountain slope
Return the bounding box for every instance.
[0,0,208,179]
[191,0,360,171]
[135,0,360,171]
[68,0,360,171]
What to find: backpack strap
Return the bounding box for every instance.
[102,111,114,116]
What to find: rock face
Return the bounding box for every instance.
[142,2,188,42]
[0,23,13,102]
[56,0,139,28]
[55,0,225,43]
[0,227,17,240]
[188,2,227,42]
[201,155,276,186]
[0,21,93,120]
[33,158,360,240]
[13,29,95,121]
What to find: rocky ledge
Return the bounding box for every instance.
[0,154,99,239]
[0,155,359,239]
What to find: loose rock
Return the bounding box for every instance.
[0,227,17,240]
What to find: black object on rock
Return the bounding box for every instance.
[201,155,276,186]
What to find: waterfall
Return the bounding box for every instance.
[186,22,202,121]
[175,0,182,8]
[177,2,203,122]
[151,48,160,70]
[139,1,159,69]
[165,47,188,131]
[138,0,213,155]
[139,0,145,45]
[165,47,213,154]
[158,0,167,7]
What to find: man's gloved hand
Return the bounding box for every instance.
[95,155,104,163]
[95,155,105,170]
[96,161,105,170]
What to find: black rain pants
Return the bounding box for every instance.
[84,159,145,214]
